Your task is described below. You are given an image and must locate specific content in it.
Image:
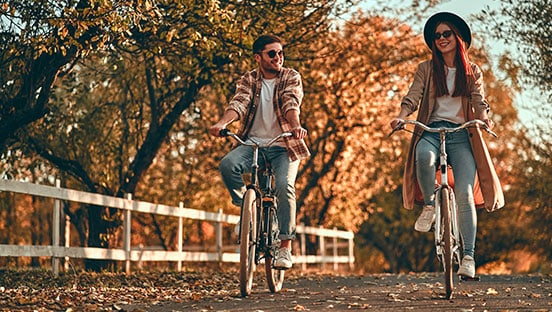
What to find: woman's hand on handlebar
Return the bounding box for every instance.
[390,118,404,131]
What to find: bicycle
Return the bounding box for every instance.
[390,119,497,299]
[220,129,292,297]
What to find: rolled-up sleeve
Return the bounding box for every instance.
[227,72,255,120]
[280,70,304,115]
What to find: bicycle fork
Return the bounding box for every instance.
[434,131,449,261]
[434,187,444,259]
[434,132,462,264]
[434,188,462,261]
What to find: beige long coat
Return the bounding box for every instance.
[400,60,505,212]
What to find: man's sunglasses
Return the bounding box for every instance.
[434,30,454,40]
[261,49,284,58]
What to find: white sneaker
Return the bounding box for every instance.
[458,255,476,278]
[273,247,292,270]
[414,205,435,232]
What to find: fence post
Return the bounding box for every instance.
[64,213,70,271]
[348,236,354,270]
[124,193,132,274]
[300,223,306,270]
[333,227,338,271]
[177,202,183,271]
[216,208,223,262]
[319,225,325,270]
[52,179,61,277]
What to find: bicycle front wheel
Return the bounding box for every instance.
[441,187,454,299]
[265,256,285,293]
[265,207,284,293]
[239,190,257,297]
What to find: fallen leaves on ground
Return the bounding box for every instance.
[0,269,551,311]
[0,267,238,311]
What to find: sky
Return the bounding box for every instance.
[357,0,540,126]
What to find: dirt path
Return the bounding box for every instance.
[123,272,552,311]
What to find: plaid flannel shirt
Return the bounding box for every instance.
[226,67,310,161]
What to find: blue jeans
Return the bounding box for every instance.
[415,121,477,258]
[219,145,299,241]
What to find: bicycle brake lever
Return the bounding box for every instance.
[388,124,404,137]
[487,129,498,138]
[482,127,498,138]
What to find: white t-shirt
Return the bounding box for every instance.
[248,78,285,146]
[429,67,466,125]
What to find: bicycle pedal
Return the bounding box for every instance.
[459,275,480,281]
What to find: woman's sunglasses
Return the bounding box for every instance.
[261,49,284,59]
[434,30,454,40]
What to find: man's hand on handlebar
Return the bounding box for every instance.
[209,123,227,137]
[291,126,308,140]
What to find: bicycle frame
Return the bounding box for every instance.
[220,130,291,241]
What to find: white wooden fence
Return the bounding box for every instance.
[0,179,354,275]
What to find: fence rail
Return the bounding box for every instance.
[0,179,354,275]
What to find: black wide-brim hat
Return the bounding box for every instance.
[423,12,472,50]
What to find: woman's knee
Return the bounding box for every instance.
[416,150,437,167]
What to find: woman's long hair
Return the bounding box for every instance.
[431,22,474,97]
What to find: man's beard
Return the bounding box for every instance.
[265,66,281,75]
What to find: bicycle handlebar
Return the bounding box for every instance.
[219,129,293,147]
[390,119,498,138]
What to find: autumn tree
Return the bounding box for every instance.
[6,0,354,270]
[290,12,427,230]
[0,0,145,153]
[479,0,552,270]
[480,0,552,92]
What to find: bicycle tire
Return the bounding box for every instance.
[265,206,284,293]
[449,191,463,266]
[441,187,454,299]
[239,190,257,297]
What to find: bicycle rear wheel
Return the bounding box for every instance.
[441,188,454,299]
[265,206,284,293]
[239,190,257,297]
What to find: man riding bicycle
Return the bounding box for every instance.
[210,34,309,270]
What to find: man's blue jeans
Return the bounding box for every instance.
[415,121,477,258]
[220,145,299,241]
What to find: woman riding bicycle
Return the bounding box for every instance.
[389,12,504,278]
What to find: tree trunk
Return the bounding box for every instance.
[84,205,114,271]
